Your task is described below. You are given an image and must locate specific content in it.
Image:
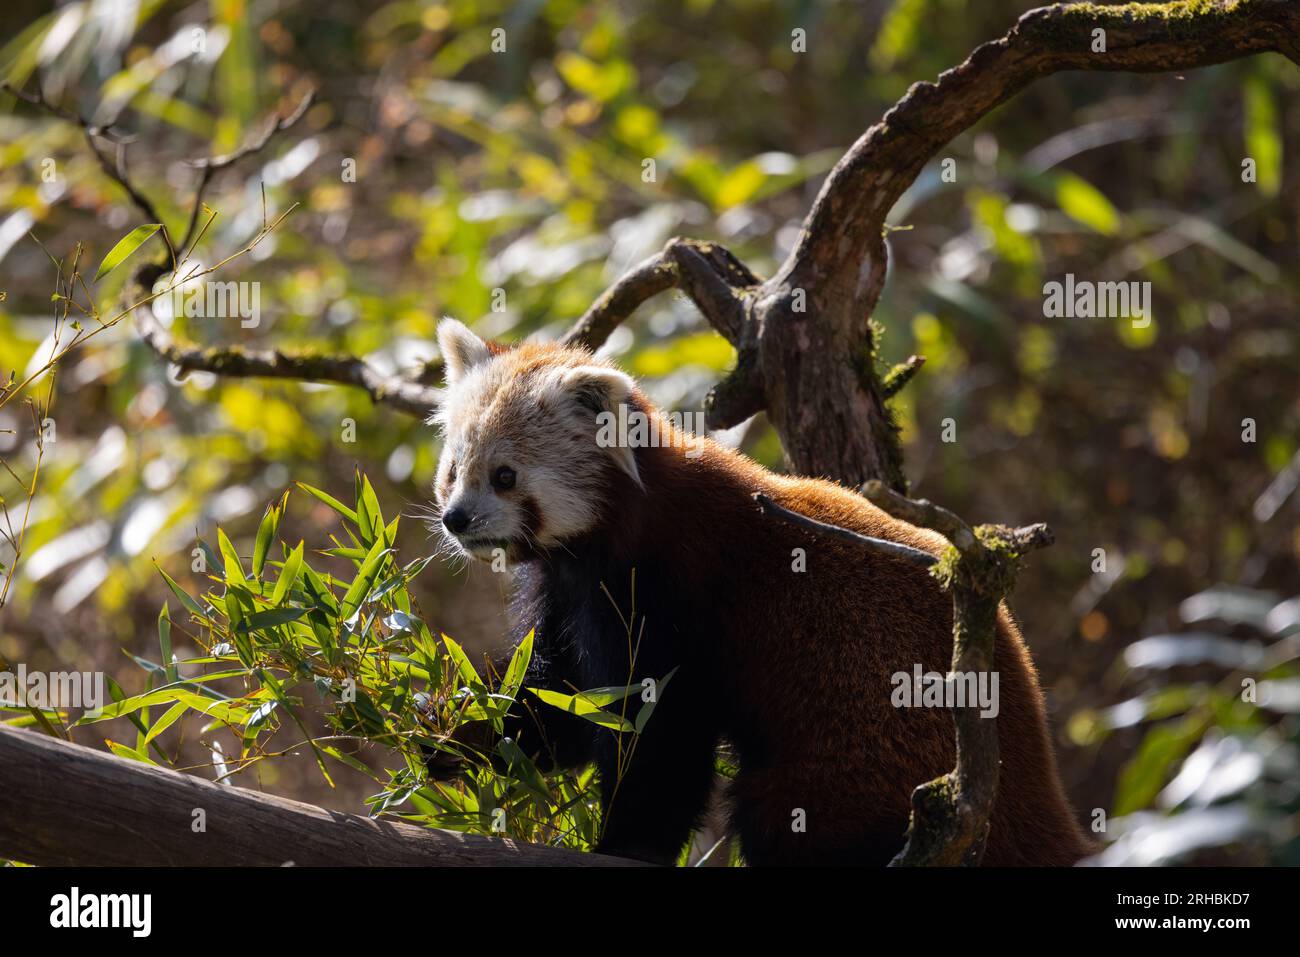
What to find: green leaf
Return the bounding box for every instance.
[300,563,340,615]
[237,605,313,632]
[156,566,208,621]
[252,496,284,579]
[223,589,257,665]
[0,12,55,90]
[1113,714,1207,815]
[1244,72,1282,198]
[1055,173,1120,236]
[105,740,154,764]
[563,684,638,708]
[217,528,246,586]
[635,666,679,734]
[78,688,250,726]
[339,537,392,621]
[555,52,632,103]
[322,546,368,561]
[158,603,177,684]
[296,482,359,524]
[94,224,162,282]
[495,737,551,801]
[319,744,380,779]
[715,160,767,210]
[442,633,482,687]
[499,630,534,701]
[357,472,384,541]
[143,701,187,746]
[271,541,304,605]
[131,91,216,137]
[197,539,224,579]
[869,0,928,70]
[527,687,636,732]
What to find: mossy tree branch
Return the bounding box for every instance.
[756,479,1055,864]
[859,480,1055,866]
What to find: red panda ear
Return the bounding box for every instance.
[437,318,492,384]
[560,365,643,488]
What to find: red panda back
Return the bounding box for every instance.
[618,428,1091,865]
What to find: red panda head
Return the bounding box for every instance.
[430,318,642,563]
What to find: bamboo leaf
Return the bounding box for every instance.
[296,482,359,524]
[339,537,392,621]
[527,687,636,732]
[271,541,304,605]
[94,224,162,281]
[217,528,246,585]
[156,566,208,621]
[499,630,534,701]
[158,603,177,684]
[252,499,281,579]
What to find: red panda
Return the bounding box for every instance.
[431,318,1092,866]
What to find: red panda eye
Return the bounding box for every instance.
[491,466,516,491]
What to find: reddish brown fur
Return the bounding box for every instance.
[598,403,1089,865]
[439,333,1092,865]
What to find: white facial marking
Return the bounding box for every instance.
[430,319,641,563]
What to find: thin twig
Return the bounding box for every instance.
[179,88,315,252]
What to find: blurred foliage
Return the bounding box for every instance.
[0,0,1298,861]
[1075,585,1300,865]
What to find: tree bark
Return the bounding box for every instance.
[0,725,642,867]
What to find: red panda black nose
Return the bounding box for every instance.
[442,506,471,535]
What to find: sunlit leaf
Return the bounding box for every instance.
[252,496,286,579]
[158,603,177,684]
[528,687,636,732]
[1243,72,1282,198]
[1055,173,1120,236]
[296,482,359,524]
[217,528,246,586]
[156,566,208,621]
[94,224,162,282]
[339,537,392,621]
[499,630,534,701]
[271,541,304,605]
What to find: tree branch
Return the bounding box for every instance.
[705,344,765,430]
[781,0,1300,296]
[0,725,643,867]
[2,81,177,266]
[859,481,978,552]
[179,88,316,253]
[753,492,937,567]
[860,480,1054,866]
[758,481,1055,867]
[131,285,439,418]
[561,237,761,351]
[561,237,765,427]
[561,251,679,351]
